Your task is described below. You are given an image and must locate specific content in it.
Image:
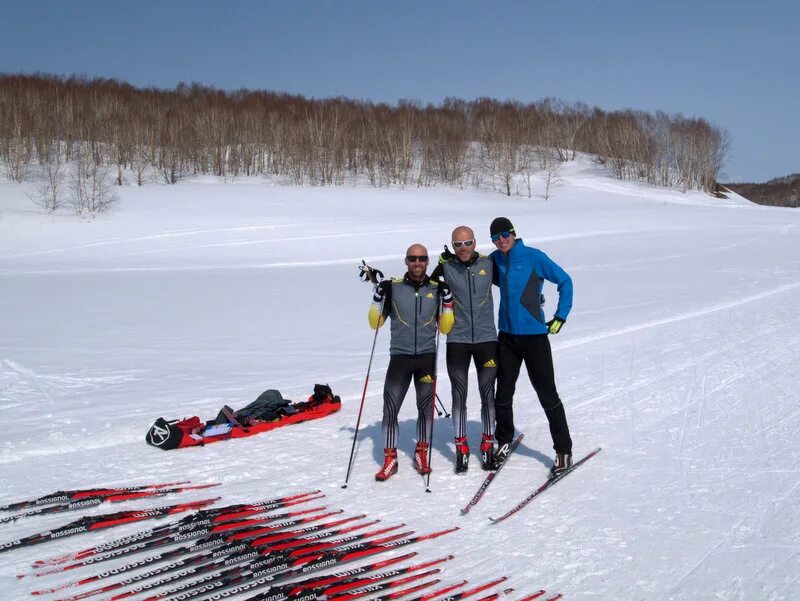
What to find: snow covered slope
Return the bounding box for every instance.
[1,158,798,600]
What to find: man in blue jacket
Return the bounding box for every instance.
[489,217,574,476]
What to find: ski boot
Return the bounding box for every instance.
[454,437,470,474]
[413,441,432,475]
[375,448,398,481]
[494,440,513,469]
[550,452,573,478]
[479,434,497,471]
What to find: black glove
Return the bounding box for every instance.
[546,317,565,335]
[374,279,391,300]
[438,245,455,265]
[438,281,452,302]
[359,260,384,284]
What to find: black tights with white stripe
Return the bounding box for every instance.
[382,353,435,449]
[446,341,497,440]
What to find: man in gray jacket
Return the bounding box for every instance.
[365,244,454,481]
[432,226,498,473]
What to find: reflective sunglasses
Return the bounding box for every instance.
[490,230,514,242]
[406,255,429,263]
[452,239,475,249]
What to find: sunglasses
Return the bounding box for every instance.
[406,255,429,263]
[452,239,475,249]
[491,230,514,242]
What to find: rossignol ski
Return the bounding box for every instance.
[34,516,380,599]
[144,527,458,601]
[29,510,347,594]
[460,433,524,515]
[0,481,191,513]
[325,570,442,601]
[1,483,220,524]
[31,490,321,568]
[218,552,419,601]
[489,447,602,523]
[411,576,508,601]
[0,498,218,555]
[46,512,361,601]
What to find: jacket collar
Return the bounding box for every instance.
[404,272,431,290]
[457,251,480,267]
[500,238,526,257]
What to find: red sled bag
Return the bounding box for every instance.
[145,385,341,451]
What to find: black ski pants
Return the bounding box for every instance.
[382,353,435,449]
[446,341,497,441]
[495,332,572,454]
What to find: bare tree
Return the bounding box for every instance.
[30,157,66,212]
[537,146,562,201]
[68,146,119,215]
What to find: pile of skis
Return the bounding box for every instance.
[4,486,562,601]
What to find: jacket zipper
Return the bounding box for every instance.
[414,291,419,354]
[504,252,512,334]
[467,265,475,342]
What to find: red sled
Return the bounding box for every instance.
[145,384,341,450]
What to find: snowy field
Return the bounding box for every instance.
[1,158,799,600]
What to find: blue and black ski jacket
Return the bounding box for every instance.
[491,239,573,336]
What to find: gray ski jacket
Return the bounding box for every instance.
[431,253,497,344]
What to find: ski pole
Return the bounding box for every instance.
[425,298,444,493]
[434,394,450,418]
[342,298,384,489]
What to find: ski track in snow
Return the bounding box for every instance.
[1,160,799,600]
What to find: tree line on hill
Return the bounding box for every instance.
[0,73,728,213]
[724,175,800,207]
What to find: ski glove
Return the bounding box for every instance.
[547,317,565,335]
[359,260,384,284]
[368,280,391,330]
[439,283,455,335]
[438,245,455,264]
[374,279,391,299]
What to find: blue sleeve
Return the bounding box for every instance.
[490,250,500,286]
[537,251,573,320]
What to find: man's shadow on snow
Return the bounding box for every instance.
[344,417,551,469]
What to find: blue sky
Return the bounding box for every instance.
[1,0,797,182]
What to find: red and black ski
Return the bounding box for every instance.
[144,527,459,601]
[325,569,442,601]
[30,491,322,568]
[0,498,218,555]
[1,483,220,524]
[39,517,385,600]
[411,577,508,601]
[0,481,191,513]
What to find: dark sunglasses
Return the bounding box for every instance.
[406,255,429,263]
[452,239,475,249]
[491,230,514,242]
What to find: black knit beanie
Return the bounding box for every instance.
[489,217,515,237]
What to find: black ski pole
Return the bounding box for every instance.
[342,296,384,489]
[434,393,450,418]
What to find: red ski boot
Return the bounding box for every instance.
[413,441,432,475]
[375,448,398,481]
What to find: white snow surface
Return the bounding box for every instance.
[1,158,799,600]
